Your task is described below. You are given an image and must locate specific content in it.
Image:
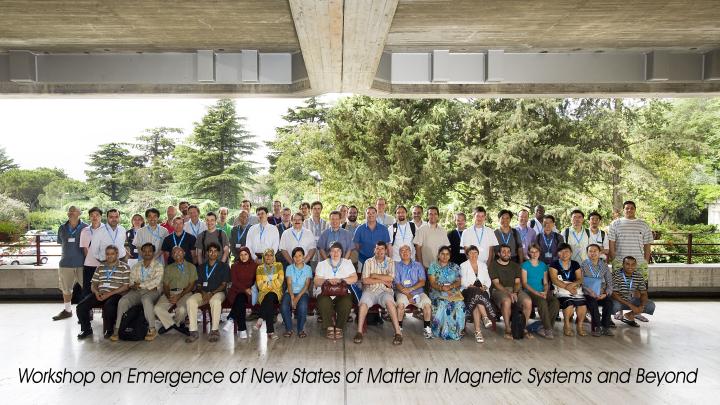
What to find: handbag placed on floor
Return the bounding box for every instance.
[320,280,348,297]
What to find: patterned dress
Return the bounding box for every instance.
[428,261,466,340]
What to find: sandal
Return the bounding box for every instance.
[564,325,575,336]
[334,329,344,339]
[577,325,588,336]
[524,329,535,339]
[474,331,484,343]
[393,333,403,345]
[253,320,263,330]
[353,332,363,344]
[208,330,220,342]
[298,330,307,339]
[504,331,513,340]
[326,327,335,339]
[283,331,293,338]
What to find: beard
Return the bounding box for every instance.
[348,215,357,222]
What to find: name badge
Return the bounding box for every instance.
[235,244,242,248]
[202,282,208,287]
[101,282,111,289]
[459,248,465,254]
[403,280,412,287]
[68,238,76,243]
[545,252,552,259]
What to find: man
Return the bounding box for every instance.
[53,205,88,320]
[91,209,127,263]
[303,201,328,268]
[388,205,416,260]
[178,201,190,222]
[246,207,280,262]
[394,244,432,339]
[343,205,361,269]
[529,205,546,234]
[489,244,532,339]
[608,201,653,275]
[268,200,283,225]
[111,243,164,341]
[536,215,564,265]
[375,197,395,226]
[279,212,317,266]
[588,211,610,259]
[413,206,450,269]
[79,207,104,298]
[447,212,467,265]
[183,205,207,238]
[515,209,537,261]
[161,205,176,234]
[338,204,349,224]
[353,207,391,271]
[240,199,260,226]
[563,209,591,263]
[161,216,197,265]
[494,209,524,264]
[299,202,311,220]
[611,256,656,327]
[318,210,354,261]
[186,243,230,342]
[217,207,233,236]
[277,207,292,235]
[230,210,252,260]
[353,241,403,345]
[195,212,230,263]
[154,246,197,336]
[461,207,499,268]
[76,245,130,339]
[411,205,427,229]
[133,208,169,264]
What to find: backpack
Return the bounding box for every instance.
[563,228,591,244]
[118,304,149,341]
[391,222,416,244]
[510,303,526,340]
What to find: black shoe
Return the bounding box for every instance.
[176,324,191,336]
[103,330,113,339]
[77,330,93,339]
[53,310,72,321]
[620,318,640,328]
[158,326,170,335]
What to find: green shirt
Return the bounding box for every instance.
[488,260,522,290]
[162,262,198,290]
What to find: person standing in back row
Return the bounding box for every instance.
[53,205,88,321]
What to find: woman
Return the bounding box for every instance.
[549,243,587,337]
[459,245,496,343]
[521,243,560,339]
[254,248,284,340]
[126,214,145,265]
[314,242,358,340]
[227,247,256,339]
[428,246,466,340]
[280,247,312,338]
[581,244,614,337]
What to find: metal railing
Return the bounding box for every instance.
[0,235,60,266]
[651,232,720,264]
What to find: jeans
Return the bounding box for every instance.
[611,297,656,315]
[280,292,309,333]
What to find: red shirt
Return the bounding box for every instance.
[161,221,174,234]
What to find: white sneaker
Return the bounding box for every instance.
[614,311,623,321]
[635,314,649,322]
[238,330,248,339]
[423,326,433,339]
[482,316,492,329]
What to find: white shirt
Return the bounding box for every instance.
[133,224,169,264]
[80,224,103,267]
[183,219,207,238]
[388,221,416,259]
[460,258,492,289]
[376,213,395,226]
[314,258,356,297]
[460,225,499,263]
[91,224,128,261]
[246,222,280,256]
[279,226,316,256]
[589,228,610,259]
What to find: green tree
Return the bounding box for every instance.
[173,99,257,207]
[38,178,93,209]
[0,168,66,210]
[85,142,141,203]
[0,146,18,173]
[134,127,181,189]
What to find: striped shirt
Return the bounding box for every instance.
[580,259,613,295]
[362,256,395,293]
[91,262,131,293]
[612,269,646,301]
[608,218,653,264]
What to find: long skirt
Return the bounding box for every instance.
[431,298,466,340]
[462,287,497,320]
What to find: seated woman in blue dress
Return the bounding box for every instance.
[427,246,466,340]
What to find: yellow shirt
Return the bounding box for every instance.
[256,263,284,304]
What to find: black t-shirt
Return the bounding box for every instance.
[162,231,197,264]
[448,229,466,265]
[197,260,231,292]
[550,259,581,282]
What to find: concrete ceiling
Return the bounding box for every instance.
[0,0,719,97]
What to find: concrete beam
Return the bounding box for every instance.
[288,0,343,92]
[341,0,399,92]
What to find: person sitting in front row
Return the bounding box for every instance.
[549,243,587,337]
[489,244,532,340]
[154,246,197,336]
[314,242,358,340]
[394,244,433,339]
[254,249,284,340]
[280,247,313,338]
[185,243,230,343]
[354,241,403,345]
[427,246,466,340]
[611,256,656,327]
[581,244,615,336]
[460,245,498,343]
[521,243,560,339]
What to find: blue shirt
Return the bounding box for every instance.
[521,260,547,292]
[57,220,88,267]
[353,222,390,264]
[393,260,426,296]
[285,263,313,294]
[317,227,354,257]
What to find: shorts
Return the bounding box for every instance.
[557,296,587,309]
[58,266,83,295]
[359,290,395,308]
[491,289,530,307]
[395,292,431,308]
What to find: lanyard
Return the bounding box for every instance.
[189,221,200,236]
[205,262,218,280]
[376,257,388,271]
[473,225,485,246]
[259,225,266,241]
[149,225,162,241]
[236,225,249,243]
[67,222,80,237]
[177,263,185,274]
[585,259,600,278]
[330,259,340,277]
[291,228,304,243]
[456,229,462,241]
[543,233,554,250]
[499,229,511,245]
[621,271,634,291]
[328,228,339,243]
[105,224,118,245]
[590,230,603,243]
[140,263,151,281]
[571,228,584,245]
[105,266,117,283]
[518,226,529,241]
[173,231,186,247]
[397,223,408,242]
[559,261,572,280]
[279,223,288,233]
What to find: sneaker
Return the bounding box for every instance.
[614,311,623,321]
[53,310,72,321]
[423,326,433,339]
[482,316,492,329]
[544,329,555,340]
[601,327,614,336]
[591,327,601,337]
[77,330,93,339]
[110,333,119,342]
[635,314,649,322]
[185,331,199,343]
[103,330,113,339]
[268,333,279,341]
[238,330,248,339]
[158,326,170,335]
[176,324,191,336]
[144,328,158,341]
[474,331,484,343]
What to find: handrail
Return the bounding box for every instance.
[651,232,720,264]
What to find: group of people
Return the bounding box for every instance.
[54,197,657,344]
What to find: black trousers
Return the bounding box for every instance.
[229,293,249,332]
[82,266,96,298]
[259,292,279,334]
[585,295,613,329]
[76,293,122,333]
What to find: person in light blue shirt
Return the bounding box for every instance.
[280,247,313,338]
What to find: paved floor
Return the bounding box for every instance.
[0,300,718,404]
